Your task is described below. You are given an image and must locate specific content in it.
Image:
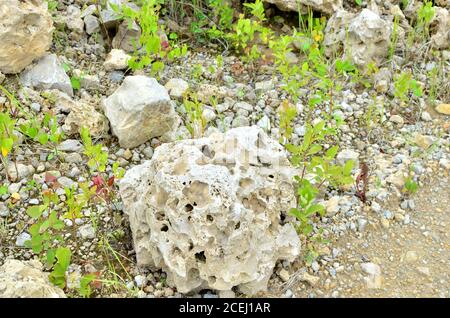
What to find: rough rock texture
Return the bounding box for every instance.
[0,0,53,74]
[165,78,189,99]
[52,91,109,137]
[112,20,142,53]
[103,75,177,149]
[263,0,342,15]
[324,9,392,66]
[0,260,66,298]
[323,10,355,58]
[119,126,301,295]
[103,49,131,71]
[430,7,450,49]
[21,54,74,97]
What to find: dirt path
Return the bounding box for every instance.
[270,176,450,298]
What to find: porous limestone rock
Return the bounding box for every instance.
[0,0,53,74]
[119,126,301,295]
[430,7,450,50]
[347,9,392,66]
[20,54,73,97]
[0,259,66,298]
[324,9,392,66]
[263,0,342,15]
[323,9,355,58]
[103,75,177,149]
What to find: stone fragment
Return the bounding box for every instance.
[20,54,73,97]
[0,0,53,74]
[0,260,66,298]
[103,76,177,148]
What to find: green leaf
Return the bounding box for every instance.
[55,247,71,270]
[307,144,322,156]
[325,145,339,159]
[26,205,44,219]
[343,159,354,175]
[305,203,324,217]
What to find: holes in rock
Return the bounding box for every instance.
[208,276,217,284]
[206,215,214,222]
[279,212,287,225]
[185,204,194,212]
[195,251,206,263]
[242,195,266,213]
[155,211,166,221]
[201,145,215,158]
[182,181,211,208]
[188,241,194,251]
[235,222,241,230]
[161,224,168,232]
[188,268,200,280]
[239,178,254,189]
[268,174,274,179]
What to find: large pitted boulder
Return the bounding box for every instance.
[0,0,53,74]
[324,9,392,66]
[119,126,301,295]
[0,260,66,298]
[263,0,342,15]
[103,75,178,149]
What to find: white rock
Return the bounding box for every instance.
[430,7,450,49]
[119,126,300,295]
[134,275,148,288]
[262,0,342,15]
[57,139,83,152]
[165,78,189,98]
[257,115,271,132]
[7,163,35,182]
[0,203,9,217]
[299,271,320,286]
[337,149,359,166]
[202,107,216,123]
[15,232,31,247]
[103,75,178,149]
[112,20,141,53]
[279,269,290,282]
[361,262,382,289]
[20,54,73,96]
[78,224,96,240]
[0,0,53,74]
[84,15,100,35]
[421,111,432,121]
[103,49,131,71]
[325,196,340,216]
[57,177,77,189]
[65,5,84,33]
[0,260,66,298]
[361,262,381,276]
[255,80,274,92]
[324,9,392,66]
